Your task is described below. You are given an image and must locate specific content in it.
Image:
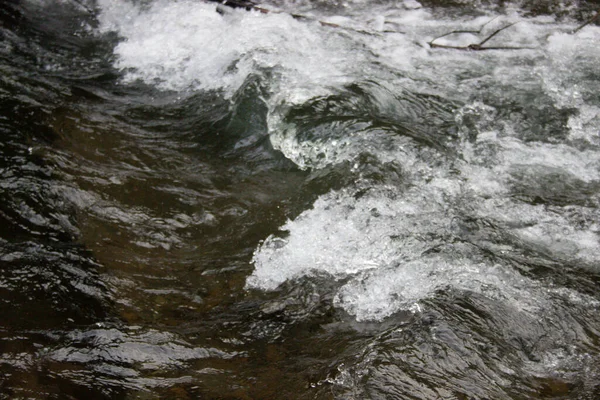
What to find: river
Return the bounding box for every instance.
[1,0,599,398]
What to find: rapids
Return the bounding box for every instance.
[1,0,599,398]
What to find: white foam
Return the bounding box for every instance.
[567,104,600,145]
[334,255,538,321]
[540,28,600,135]
[249,123,600,319]
[97,0,365,98]
[247,169,595,320]
[247,181,457,291]
[95,1,600,321]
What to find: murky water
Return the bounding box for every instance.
[1,0,599,398]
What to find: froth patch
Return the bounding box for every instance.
[96,0,358,96]
[248,129,600,320]
[247,183,456,283]
[246,183,559,321]
[333,251,539,321]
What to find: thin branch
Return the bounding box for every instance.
[429,43,534,51]
[471,45,536,50]
[429,19,533,51]
[214,0,388,36]
[572,8,600,33]
[478,22,517,46]
[278,10,387,36]
[428,16,499,44]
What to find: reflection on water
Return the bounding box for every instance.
[1,0,600,398]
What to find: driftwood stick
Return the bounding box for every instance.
[428,16,499,44]
[215,0,390,35]
[478,22,517,46]
[429,43,534,51]
[262,8,384,34]
[572,8,600,33]
[218,3,341,27]
[428,19,534,51]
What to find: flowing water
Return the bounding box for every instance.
[1,0,600,398]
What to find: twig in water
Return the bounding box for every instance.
[478,22,517,46]
[428,16,499,44]
[572,8,600,34]
[429,19,534,51]
[214,0,393,36]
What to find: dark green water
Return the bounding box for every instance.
[1,0,600,398]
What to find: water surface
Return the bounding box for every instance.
[1,0,600,398]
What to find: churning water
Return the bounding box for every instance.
[1,0,599,398]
